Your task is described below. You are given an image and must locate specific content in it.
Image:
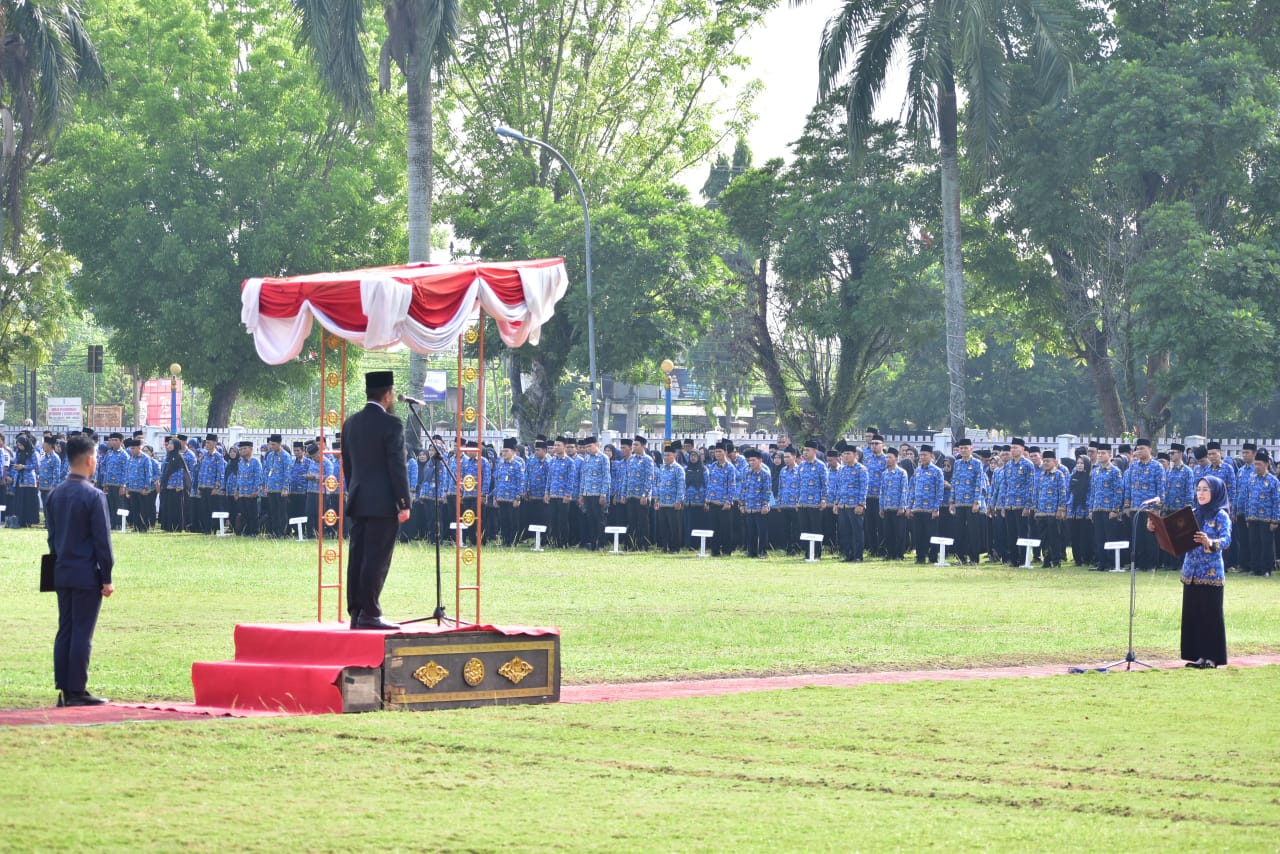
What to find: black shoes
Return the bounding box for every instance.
[1185,658,1218,669]
[60,690,109,706]
[352,615,400,631]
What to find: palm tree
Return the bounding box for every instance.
[0,0,105,256]
[799,0,1074,441]
[293,0,458,430]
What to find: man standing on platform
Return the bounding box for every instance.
[949,438,986,565]
[341,371,411,630]
[45,434,115,707]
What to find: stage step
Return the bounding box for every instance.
[191,661,351,714]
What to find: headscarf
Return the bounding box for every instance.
[1193,475,1230,528]
[1069,458,1091,507]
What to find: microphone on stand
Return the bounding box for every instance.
[1140,496,1162,507]
[397,393,427,406]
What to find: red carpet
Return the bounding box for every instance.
[192,621,559,714]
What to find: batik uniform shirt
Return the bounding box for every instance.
[682,469,706,504]
[406,459,419,494]
[9,448,38,488]
[567,455,583,500]
[38,451,62,489]
[1182,510,1231,586]
[1162,464,1195,511]
[794,459,828,508]
[655,462,686,507]
[493,457,526,501]
[1243,470,1280,522]
[102,447,128,487]
[546,455,575,499]
[303,458,322,494]
[829,462,869,508]
[622,453,655,500]
[609,458,626,502]
[776,465,799,507]
[907,463,944,511]
[999,457,1036,509]
[227,457,263,497]
[1033,467,1068,515]
[950,457,986,506]
[730,455,748,501]
[864,451,887,498]
[1122,459,1165,511]
[705,460,738,504]
[523,455,549,501]
[262,449,291,492]
[988,464,1005,508]
[196,450,227,490]
[740,467,772,512]
[459,455,491,499]
[577,451,611,497]
[879,467,909,510]
[1195,462,1236,496]
[123,453,156,491]
[1087,465,1124,513]
[163,451,193,489]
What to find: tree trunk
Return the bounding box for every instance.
[517,354,559,438]
[405,47,434,451]
[206,379,239,428]
[1081,327,1126,436]
[938,82,967,443]
[746,256,803,438]
[1141,350,1173,438]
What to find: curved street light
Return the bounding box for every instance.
[494,125,599,436]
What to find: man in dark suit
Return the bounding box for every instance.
[45,434,116,706]
[342,370,412,630]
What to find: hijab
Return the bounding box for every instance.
[1069,457,1091,506]
[1193,475,1230,528]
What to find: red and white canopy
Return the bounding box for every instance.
[241,258,569,364]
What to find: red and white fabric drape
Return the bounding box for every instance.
[241,258,569,364]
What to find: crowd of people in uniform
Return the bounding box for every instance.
[3,425,1277,577]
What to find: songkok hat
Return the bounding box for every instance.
[575,438,587,447]
[833,440,847,452]
[803,439,819,450]
[305,442,319,456]
[108,432,124,440]
[884,446,898,457]
[1243,442,1258,452]
[365,370,394,392]
[722,440,735,453]
[977,449,991,459]
[1255,449,1271,464]
[1136,438,1151,448]
[1028,446,1042,454]
[1088,440,1099,449]
[664,443,680,454]
[502,437,518,450]
[267,433,283,443]
[533,440,547,449]
[871,433,885,442]
[1169,442,1185,452]
[1157,452,1169,461]
[1193,445,1208,460]
[1075,446,1089,457]
[124,438,140,448]
[205,433,218,442]
[825,447,839,458]
[744,448,761,459]
[1118,443,1132,453]
[1096,442,1111,451]
[583,436,597,445]
[620,438,632,447]
[683,439,694,446]
[536,434,547,443]
[237,440,253,448]
[1011,437,1026,447]
[1206,441,1221,451]
[919,444,934,454]
[955,438,972,447]
[1042,449,1056,459]
[634,435,647,446]
[292,441,304,449]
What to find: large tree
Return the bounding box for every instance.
[801,0,1076,441]
[440,0,771,437]
[38,0,407,426]
[292,0,458,435]
[719,102,938,442]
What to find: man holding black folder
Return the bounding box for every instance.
[45,434,115,707]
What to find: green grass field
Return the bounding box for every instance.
[2,530,1278,850]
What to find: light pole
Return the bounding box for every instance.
[169,363,182,434]
[494,125,599,436]
[661,359,674,440]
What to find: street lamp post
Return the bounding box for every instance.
[661,359,674,440]
[494,125,599,436]
[169,363,182,434]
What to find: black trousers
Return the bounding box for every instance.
[1230,514,1251,571]
[128,491,153,532]
[265,492,287,537]
[706,503,731,556]
[837,507,864,560]
[657,506,682,552]
[864,497,882,556]
[55,587,103,693]
[198,487,219,533]
[1036,515,1062,565]
[347,515,398,620]
[1003,509,1028,564]
[743,511,769,557]
[1133,511,1158,569]
[882,510,906,559]
[1070,515,1093,565]
[234,496,259,536]
[777,507,799,555]
[1092,511,1121,569]
[797,507,825,558]
[549,497,571,547]
[160,488,185,532]
[952,505,980,562]
[581,496,604,550]
[497,500,519,546]
[1248,519,1275,575]
[626,497,651,550]
[911,511,937,562]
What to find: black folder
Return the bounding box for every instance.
[40,553,55,593]
[1151,507,1198,557]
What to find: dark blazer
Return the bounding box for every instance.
[45,474,114,590]
[341,402,411,518]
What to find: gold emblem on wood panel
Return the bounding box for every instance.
[324,475,339,493]
[462,474,477,492]
[461,509,476,526]
[325,372,340,389]
[323,509,338,527]
[323,548,338,564]
[325,410,340,428]
[463,658,485,686]
[413,661,449,689]
[462,548,477,565]
[498,657,534,685]
[325,332,343,350]
[462,366,478,384]
[464,327,479,345]
[463,406,477,423]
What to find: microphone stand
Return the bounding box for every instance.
[1088,502,1158,672]
[399,401,459,627]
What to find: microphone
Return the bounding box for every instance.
[1140,496,1162,507]
[397,393,426,406]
